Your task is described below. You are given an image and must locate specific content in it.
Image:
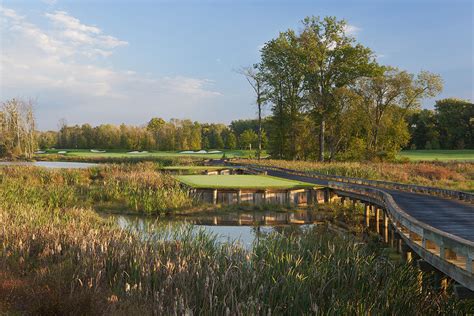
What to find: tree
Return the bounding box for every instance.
[260,29,306,159]
[239,129,258,150]
[407,109,439,150]
[435,98,473,149]
[0,98,37,158]
[354,68,442,157]
[300,16,379,161]
[226,132,237,149]
[239,66,267,159]
[147,117,166,149]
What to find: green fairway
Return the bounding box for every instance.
[37,149,264,159]
[398,150,474,161]
[175,174,317,189]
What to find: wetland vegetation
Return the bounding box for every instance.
[1,163,471,313]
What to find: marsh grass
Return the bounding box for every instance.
[0,200,465,314]
[242,159,474,192]
[0,162,193,215]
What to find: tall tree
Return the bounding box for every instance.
[260,30,306,159]
[300,16,379,161]
[354,68,442,156]
[239,65,267,159]
[0,98,37,158]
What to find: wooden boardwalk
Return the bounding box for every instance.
[263,168,474,242]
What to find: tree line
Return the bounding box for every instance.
[242,16,446,161]
[36,118,268,152]
[407,98,473,150]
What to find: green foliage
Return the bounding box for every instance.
[45,119,242,152]
[406,99,473,151]
[248,16,445,161]
[435,98,474,149]
[225,132,237,149]
[239,129,258,149]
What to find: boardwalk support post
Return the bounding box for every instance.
[212,189,218,205]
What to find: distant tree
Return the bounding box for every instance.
[435,98,474,149]
[147,117,166,149]
[354,68,442,158]
[37,130,57,149]
[230,119,259,135]
[226,132,237,149]
[407,109,439,150]
[239,129,258,150]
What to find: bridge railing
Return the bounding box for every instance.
[241,164,474,204]
[329,181,474,290]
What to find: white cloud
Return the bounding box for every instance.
[44,10,127,56]
[0,6,221,129]
[344,24,361,36]
[46,10,100,34]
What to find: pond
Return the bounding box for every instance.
[111,209,335,248]
[110,207,400,251]
[0,161,99,169]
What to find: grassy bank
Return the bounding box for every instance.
[0,200,465,314]
[239,160,474,192]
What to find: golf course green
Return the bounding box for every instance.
[175,174,316,189]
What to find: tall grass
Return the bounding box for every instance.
[0,163,193,215]
[243,159,474,192]
[0,201,465,314]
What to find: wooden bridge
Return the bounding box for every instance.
[238,164,474,293]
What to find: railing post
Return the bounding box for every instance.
[440,244,446,260]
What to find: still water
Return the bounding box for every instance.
[0,161,98,169]
[111,209,330,248]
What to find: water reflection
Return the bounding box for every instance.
[112,209,326,248]
[111,206,408,256]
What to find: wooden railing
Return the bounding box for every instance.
[240,164,474,204]
[329,181,474,291]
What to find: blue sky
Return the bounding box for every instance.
[1,0,472,130]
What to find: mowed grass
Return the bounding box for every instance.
[38,149,264,159]
[398,150,474,161]
[175,174,317,189]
